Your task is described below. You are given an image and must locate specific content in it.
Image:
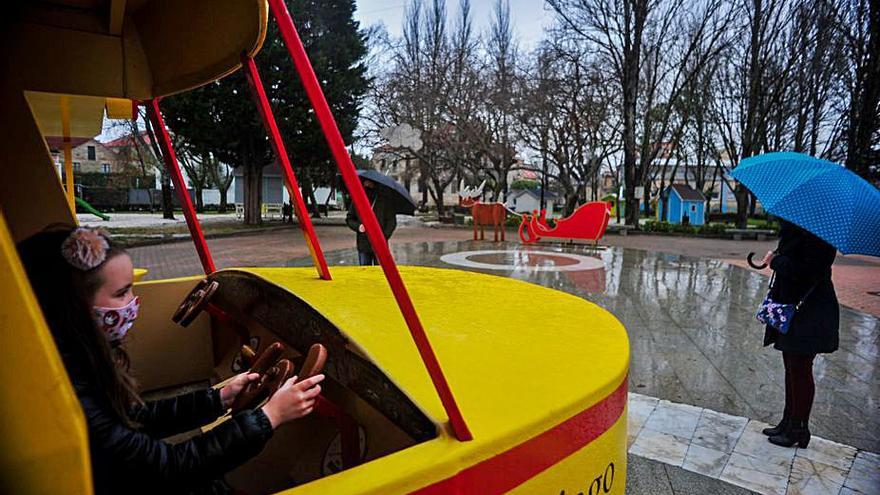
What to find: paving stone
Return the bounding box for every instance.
[682,443,730,478]
[787,456,847,495]
[630,427,690,467]
[643,400,703,440]
[843,451,880,494]
[721,452,790,495]
[693,408,749,453]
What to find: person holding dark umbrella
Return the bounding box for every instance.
[345,170,416,266]
[733,152,880,449]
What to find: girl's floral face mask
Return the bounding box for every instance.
[93,296,140,344]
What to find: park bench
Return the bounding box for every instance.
[725,228,775,241]
[263,203,283,220]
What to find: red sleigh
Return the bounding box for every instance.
[519,201,612,244]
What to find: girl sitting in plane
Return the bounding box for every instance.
[17,226,324,494]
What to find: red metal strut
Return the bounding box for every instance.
[146,99,216,275]
[241,54,332,281]
[268,0,472,441]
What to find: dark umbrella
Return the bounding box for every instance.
[354,169,417,215]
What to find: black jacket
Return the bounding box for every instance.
[76,382,273,495]
[763,222,839,355]
[346,190,397,254]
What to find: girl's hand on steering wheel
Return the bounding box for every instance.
[261,374,325,429]
[220,372,261,409]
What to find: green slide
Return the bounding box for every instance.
[75,197,110,221]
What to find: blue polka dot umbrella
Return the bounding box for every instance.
[731,152,880,256]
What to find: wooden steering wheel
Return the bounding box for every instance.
[171,279,220,327]
[230,342,328,413]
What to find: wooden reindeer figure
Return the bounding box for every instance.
[459,180,508,242]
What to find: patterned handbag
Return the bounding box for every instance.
[756,274,816,334]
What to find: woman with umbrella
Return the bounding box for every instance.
[733,152,880,449]
[753,220,837,448]
[345,170,416,266]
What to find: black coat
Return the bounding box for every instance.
[763,222,839,355]
[75,381,273,495]
[346,190,397,254]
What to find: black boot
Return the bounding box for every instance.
[768,421,810,448]
[762,417,789,436]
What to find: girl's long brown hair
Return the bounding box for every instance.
[17,227,142,426]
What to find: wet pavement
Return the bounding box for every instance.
[287,240,880,454]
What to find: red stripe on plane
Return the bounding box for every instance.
[411,377,628,494]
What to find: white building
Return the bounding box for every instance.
[506,189,559,216]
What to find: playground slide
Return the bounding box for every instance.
[75,197,110,221]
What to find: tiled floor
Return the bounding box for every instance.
[627,393,879,495]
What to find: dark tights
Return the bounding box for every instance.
[782,352,816,424]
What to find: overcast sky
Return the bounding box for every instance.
[355,0,553,49]
[98,1,554,142]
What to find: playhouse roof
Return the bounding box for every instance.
[669,184,706,202]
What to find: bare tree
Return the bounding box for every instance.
[474,0,519,200]
[516,36,620,215]
[548,0,736,226]
[140,107,177,220]
[168,136,212,213]
[205,152,234,213]
[829,0,879,181]
[709,0,801,226]
[367,0,468,215]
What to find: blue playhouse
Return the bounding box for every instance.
[658,184,706,225]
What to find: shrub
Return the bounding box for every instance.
[697,223,728,235]
[643,220,671,233]
[505,215,523,227]
[644,220,727,235]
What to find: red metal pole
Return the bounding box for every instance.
[146,99,216,275]
[268,0,472,441]
[241,54,332,281]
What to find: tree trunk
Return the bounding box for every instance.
[301,178,321,218]
[243,164,263,225]
[194,187,204,213]
[622,1,646,228]
[564,192,579,217]
[736,0,765,228]
[430,179,446,217]
[734,184,750,227]
[308,187,321,218]
[218,189,228,213]
[161,174,175,219]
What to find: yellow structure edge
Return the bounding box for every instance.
[0,211,93,494]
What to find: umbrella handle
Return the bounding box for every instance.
[747,252,768,270]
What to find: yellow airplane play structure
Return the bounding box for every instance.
[0,1,630,494]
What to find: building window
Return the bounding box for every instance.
[691,204,697,212]
[102,163,111,174]
[73,162,81,172]
[87,146,96,160]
